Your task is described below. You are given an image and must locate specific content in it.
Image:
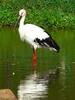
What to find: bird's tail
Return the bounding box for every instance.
[45,37,60,53]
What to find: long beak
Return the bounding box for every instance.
[15,16,22,27]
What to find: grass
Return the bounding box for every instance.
[0,0,75,29]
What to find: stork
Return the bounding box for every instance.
[16,9,60,71]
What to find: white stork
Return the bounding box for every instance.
[16,9,60,71]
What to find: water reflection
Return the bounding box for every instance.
[18,69,59,100]
[18,72,48,100]
[60,56,66,90]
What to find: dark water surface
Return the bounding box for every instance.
[0,27,75,100]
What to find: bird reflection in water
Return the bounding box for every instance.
[18,72,48,100]
[18,69,59,100]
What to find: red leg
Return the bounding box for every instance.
[32,48,37,71]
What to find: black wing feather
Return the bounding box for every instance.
[34,32,60,53]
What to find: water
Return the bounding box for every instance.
[0,27,75,100]
[18,72,48,100]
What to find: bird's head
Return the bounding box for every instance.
[16,9,26,27]
[19,9,26,17]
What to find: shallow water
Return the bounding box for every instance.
[0,27,75,100]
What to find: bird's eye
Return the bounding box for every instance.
[20,12,23,16]
[21,12,23,15]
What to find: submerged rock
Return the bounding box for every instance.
[0,89,17,100]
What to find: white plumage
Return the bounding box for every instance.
[19,24,49,40]
[19,23,49,48]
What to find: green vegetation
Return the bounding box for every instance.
[0,0,75,29]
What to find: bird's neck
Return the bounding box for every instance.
[19,16,25,27]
